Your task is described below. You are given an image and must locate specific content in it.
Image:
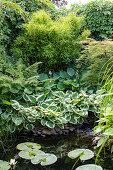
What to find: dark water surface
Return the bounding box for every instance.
[0,131,113,170]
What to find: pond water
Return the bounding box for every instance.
[0,130,113,170]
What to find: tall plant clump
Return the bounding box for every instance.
[77,38,113,86]
[11,10,90,71]
[0,0,28,54]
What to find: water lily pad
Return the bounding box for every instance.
[17,142,41,150]
[0,160,10,170]
[19,149,44,160]
[31,154,47,164]
[31,153,57,166]
[75,164,103,170]
[41,154,57,166]
[68,149,94,161]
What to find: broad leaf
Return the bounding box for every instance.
[68,149,94,161]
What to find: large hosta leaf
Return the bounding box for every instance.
[75,164,103,170]
[68,149,94,161]
[17,142,41,150]
[0,160,10,170]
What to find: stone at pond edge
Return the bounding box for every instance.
[75,164,103,170]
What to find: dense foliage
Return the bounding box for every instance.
[11,10,90,71]
[0,60,100,136]
[71,0,113,40]
[0,0,27,53]
[77,38,113,86]
[12,0,56,13]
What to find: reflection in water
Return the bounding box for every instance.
[0,132,112,170]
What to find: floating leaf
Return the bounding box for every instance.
[75,164,103,170]
[0,160,10,170]
[31,154,46,164]
[19,150,44,160]
[68,149,94,161]
[17,142,41,150]
[41,154,57,166]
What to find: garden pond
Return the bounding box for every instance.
[0,128,113,170]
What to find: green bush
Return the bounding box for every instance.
[12,0,56,14]
[71,0,113,40]
[11,10,90,71]
[77,38,113,86]
[0,0,28,52]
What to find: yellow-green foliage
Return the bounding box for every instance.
[78,38,113,85]
[12,10,90,71]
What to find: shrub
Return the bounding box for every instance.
[71,0,113,40]
[11,10,90,71]
[0,0,28,53]
[77,38,113,86]
[12,0,56,14]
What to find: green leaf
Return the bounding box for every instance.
[26,124,34,130]
[103,128,113,136]
[17,142,41,151]
[46,121,55,129]
[67,68,75,77]
[19,150,44,160]
[23,94,30,101]
[12,115,23,126]
[9,123,16,133]
[1,113,10,120]
[75,164,103,170]
[97,136,108,148]
[78,117,83,124]
[41,119,46,126]
[38,73,48,80]
[31,154,46,164]
[0,160,10,170]
[24,88,33,94]
[2,100,11,105]
[41,154,57,166]
[57,83,65,90]
[29,95,36,103]
[53,73,60,80]
[59,71,67,79]
[68,149,94,161]
[37,95,45,102]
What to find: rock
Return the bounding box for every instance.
[42,129,52,135]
